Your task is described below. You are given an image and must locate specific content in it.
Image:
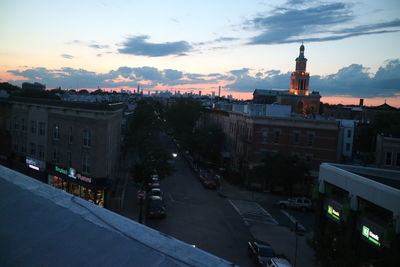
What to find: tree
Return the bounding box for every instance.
[13,89,60,100]
[257,153,310,194]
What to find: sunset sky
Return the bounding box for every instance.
[1,0,399,106]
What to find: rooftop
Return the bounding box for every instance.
[0,165,234,267]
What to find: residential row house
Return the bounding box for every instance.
[0,97,123,207]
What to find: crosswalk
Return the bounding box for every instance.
[229,199,278,226]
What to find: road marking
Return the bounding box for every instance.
[228,199,278,226]
[280,210,306,232]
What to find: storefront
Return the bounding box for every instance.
[47,164,108,207]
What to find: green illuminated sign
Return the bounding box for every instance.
[327,205,340,221]
[362,226,381,246]
[55,166,68,175]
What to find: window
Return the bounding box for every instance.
[68,126,73,144]
[307,133,314,146]
[53,125,60,140]
[21,139,27,153]
[30,143,36,156]
[305,153,313,162]
[82,153,90,173]
[261,128,268,144]
[293,131,300,144]
[83,129,91,147]
[274,131,280,144]
[53,149,60,164]
[14,117,19,130]
[67,151,72,167]
[21,119,26,131]
[38,145,44,159]
[347,129,352,138]
[397,153,400,167]
[385,152,392,166]
[31,120,37,134]
[345,143,350,152]
[39,122,46,136]
[13,139,18,151]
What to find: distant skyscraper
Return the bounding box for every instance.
[199,91,202,96]
[212,91,215,98]
[218,86,221,98]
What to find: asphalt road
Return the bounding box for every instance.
[145,152,257,266]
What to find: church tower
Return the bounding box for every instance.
[290,43,310,96]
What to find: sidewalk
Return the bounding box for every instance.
[218,179,283,204]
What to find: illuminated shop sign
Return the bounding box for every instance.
[362,226,381,246]
[26,157,45,171]
[55,166,68,175]
[327,205,341,221]
[54,166,92,183]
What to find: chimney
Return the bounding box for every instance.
[359,99,364,106]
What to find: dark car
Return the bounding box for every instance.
[202,178,217,189]
[147,196,166,219]
[248,241,275,266]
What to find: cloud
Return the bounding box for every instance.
[247,3,400,45]
[6,59,400,98]
[89,44,109,49]
[61,54,74,59]
[118,35,192,57]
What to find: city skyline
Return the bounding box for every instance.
[1,0,399,106]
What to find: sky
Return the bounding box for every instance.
[1,0,399,107]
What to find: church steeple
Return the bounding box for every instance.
[290,44,310,95]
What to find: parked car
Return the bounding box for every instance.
[276,197,312,211]
[147,196,166,219]
[149,188,163,198]
[247,241,276,266]
[266,257,292,267]
[202,178,217,189]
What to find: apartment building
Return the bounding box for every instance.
[1,97,123,207]
[203,107,339,178]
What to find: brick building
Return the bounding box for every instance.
[203,107,339,180]
[376,134,400,170]
[0,97,123,207]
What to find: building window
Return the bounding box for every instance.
[385,152,392,166]
[83,129,91,147]
[14,117,19,130]
[31,120,37,134]
[53,149,60,164]
[38,145,44,159]
[347,129,352,138]
[21,139,27,153]
[396,153,400,167]
[68,126,73,144]
[82,153,90,174]
[67,151,72,167]
[261,128,268,144]
[274,131,280,144]
[345,143,350,152]
[53,125,60,140]
[30,143,36,156]
[13,140,18,151]
[307,133,314,146]
[39,122,46,136]
[21,118,26,131]
[293,131,300,144]
[305,153,313,162]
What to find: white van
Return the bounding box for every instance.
[266,257,292,267]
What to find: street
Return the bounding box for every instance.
[118,134,316,266]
